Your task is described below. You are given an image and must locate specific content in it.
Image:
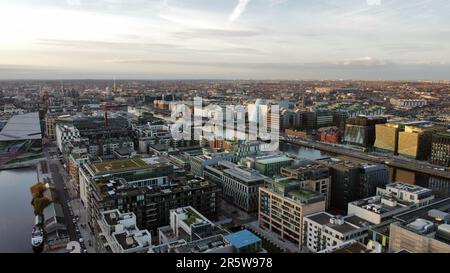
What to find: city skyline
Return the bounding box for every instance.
[1,0,450,80]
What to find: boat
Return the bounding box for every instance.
[30,182,51,253]
[31,224,44,252]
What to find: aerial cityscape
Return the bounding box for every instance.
[0,0,449,260]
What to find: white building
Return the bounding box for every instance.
[55,123,80,152]
[303,212,371,253]
[348,182,435,224]
[390,98,427,108]
[97,210,152,253]
[158,206,215,245]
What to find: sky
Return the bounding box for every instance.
[1,0,450,80]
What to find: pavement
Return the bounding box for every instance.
[44,143,96,253]
[246,221,309,253]
[69,198,96,253]
[219,199,257,226]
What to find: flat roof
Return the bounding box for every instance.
[256,156,293,165]
[306,212,370,234]
[306,212,334,225]
[387,182,432,195]
[93,159,148,173]
[225,230,260,249]
[349,196,406,214]
[0,112,42,141]
[332,242,370,253]
[222,163,266,182]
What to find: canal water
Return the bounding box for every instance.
[280,142,450,197]
[0,168,37,253]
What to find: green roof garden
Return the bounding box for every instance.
[93,159,148,173]
[183,207,202,226]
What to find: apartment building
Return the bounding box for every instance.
[259,179,326,251]
[280,160,331,209]
[97,210,152,253]
[303,212,371,253]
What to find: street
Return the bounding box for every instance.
[43,143,96,253]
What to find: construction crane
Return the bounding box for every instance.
[102,103,121,127]
[102,103,113,127]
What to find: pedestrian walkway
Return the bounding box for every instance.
[246,221,306,253]
[69,198,96,253]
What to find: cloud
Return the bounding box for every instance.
[229,0,252,23]
[172,27,265,39]
[366,0,381,6]
[66,0,81,6]
[269,0,289,7]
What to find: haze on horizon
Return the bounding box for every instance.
[1,0,450,80]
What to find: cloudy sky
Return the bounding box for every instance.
[1,0,450,80]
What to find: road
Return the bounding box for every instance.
[45,150,77,242]
[44,143,97,253]
[282,137,450,180]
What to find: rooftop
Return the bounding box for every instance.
[224,230,261,249]
[93,158,148,173]
[386,182,432,195]
[255,156,293,165]
[331,241,372,253]
[349,195,407,215]
[0,112,42,141]
[265,178,325,205]
[306,212,371,234]
[222,162,266,183]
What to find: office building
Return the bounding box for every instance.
[390,98,428,109]
[220,161,267,212]
[253,155,294,177]
[374,120,431,154]
[430,130,450,167]
[388,198,450,253]
[0,112,43,165]
[348,182,435,224]
[398,123,446,160]
[316,158,389,212]
[344,116,386,148]
[316,127,341,144]
[190,152,238,178]
[56,124,80,152]
[280,160,331,209]
[374,123,401,153]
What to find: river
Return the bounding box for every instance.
[0,168,37,253]
[280,142,450,197]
